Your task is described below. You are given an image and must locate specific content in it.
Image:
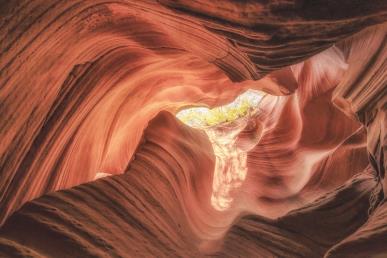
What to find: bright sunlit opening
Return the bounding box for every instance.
[176,89,265,211]
[176,89,265,128]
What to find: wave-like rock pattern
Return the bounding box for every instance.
[0,112,382,257]
[0,112,212,257]
[0,0,386,257]
[220,174,380,258]
[0,0,260,224]
[326,200,387,258]
[160,0,387,75]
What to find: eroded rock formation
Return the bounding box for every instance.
[0,0,386,257]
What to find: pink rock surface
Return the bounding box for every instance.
[0,1,386,257]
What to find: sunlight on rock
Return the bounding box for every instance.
[177,89,265,211]
[176,89,265,128]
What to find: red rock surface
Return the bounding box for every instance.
[0,112,381,257]
[0,0,386,257]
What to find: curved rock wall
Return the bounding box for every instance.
[0,0,386,257]
[0,112,383,257]
[0,0,262,224]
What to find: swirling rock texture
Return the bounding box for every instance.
[0,0,386,257]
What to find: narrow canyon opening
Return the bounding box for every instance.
[176,90,265,211]
[0,1,386,258]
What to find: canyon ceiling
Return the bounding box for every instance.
[0,0,386,257]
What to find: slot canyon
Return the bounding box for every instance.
[0,0,386,257]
